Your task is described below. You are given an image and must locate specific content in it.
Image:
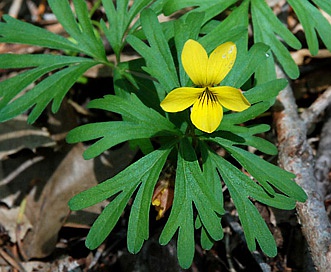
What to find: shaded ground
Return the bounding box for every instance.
[1,1,331,271]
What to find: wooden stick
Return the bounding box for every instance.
[274,66,331,271]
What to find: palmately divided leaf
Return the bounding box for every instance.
[312,0,331,15]
[222,43,270,88]
[159,138,224,268]
[159,143,195,268]
[216,124,278,156]
[48,0,106,61]
[86,184,138,250]
[209,151,278,257]
[0,61,97,123]
[238,132,278,156]
[82,146,171,250]
[198,141,227,249]
[287,0,331,55]
[219,79,287,138]
[163,0,237,26]
[66,120,178,160]
[127,8,179,98]
[0,54,97,109]
[251,0,301,80]
[127,147,171,253]
[211,148,296,209]
[69,146,172,209]
[200,0,249,53]
[66,93,180,159]
[217,142,307,202]
[0,15,80,53]
[244,79,288,104]
[222,101,271,127]
[87,94,178,132]
[101,0,152,58]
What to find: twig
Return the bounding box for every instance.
[274,66,331,272]
[0,156,44,186]
[224,227,237,272]
[301,86,331,130]
[0,247,26,272]
[314,105,331,197]
[8,0,23,18]
[223,213,272,272]
[291,49,331,66]
[88,243,105,269]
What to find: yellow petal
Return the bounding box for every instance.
[207,42,237,85]
[181,39,208,86]
[190,90,223,133]
[211,86,250,111]
[160,87,203,112]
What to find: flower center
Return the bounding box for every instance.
[198,88,218,105]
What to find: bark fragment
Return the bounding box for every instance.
[274,68,331,271]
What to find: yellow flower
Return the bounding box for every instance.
[152,180,174,220]
[160,39,251,133]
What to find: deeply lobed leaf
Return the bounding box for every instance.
[160,138,224,268]
[0,15,80,53]
[251,0,301,80]
[66,93,180,159]
[288,0,331,55]
[69,146,172,250]
[0,60,97,123]
[127,9,179,98]
[48,0,106,61]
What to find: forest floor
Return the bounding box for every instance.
[1,1,331,271]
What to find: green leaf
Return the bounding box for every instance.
[288,0,331,55]
[220,78,287,136]
[222,102,271,127]
[222,43,270,88]
[200,224,215,250]
[312,0,331,15]
[199,141,225,250]
[215,141,307,202]
[160,138,224,268]
[238,127,278,156]
[67,121,175,160]
[113,63,162,112]
[112,67,157,154]
[209,151,278,257]
[200,142,224,212]
[87,93,179,134]
[199,0,249,53]
[216,123,278,156]
[69,146,172,210]
[127,8,179,98]
[163,0,237,25]
[255,49,277,84]
[127,147,171,253]
[251,0,301,80]
[68,146,172,249]
[0,60,96,123]
[66,94,180,159]
[244,79,288,104]
[48,0,106,60]
[0,54,95,69]
[0,15,80,53]
[86,184,138,249]
[158,147,194,268]
[209,147,296,209]
[101,0,152,58]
